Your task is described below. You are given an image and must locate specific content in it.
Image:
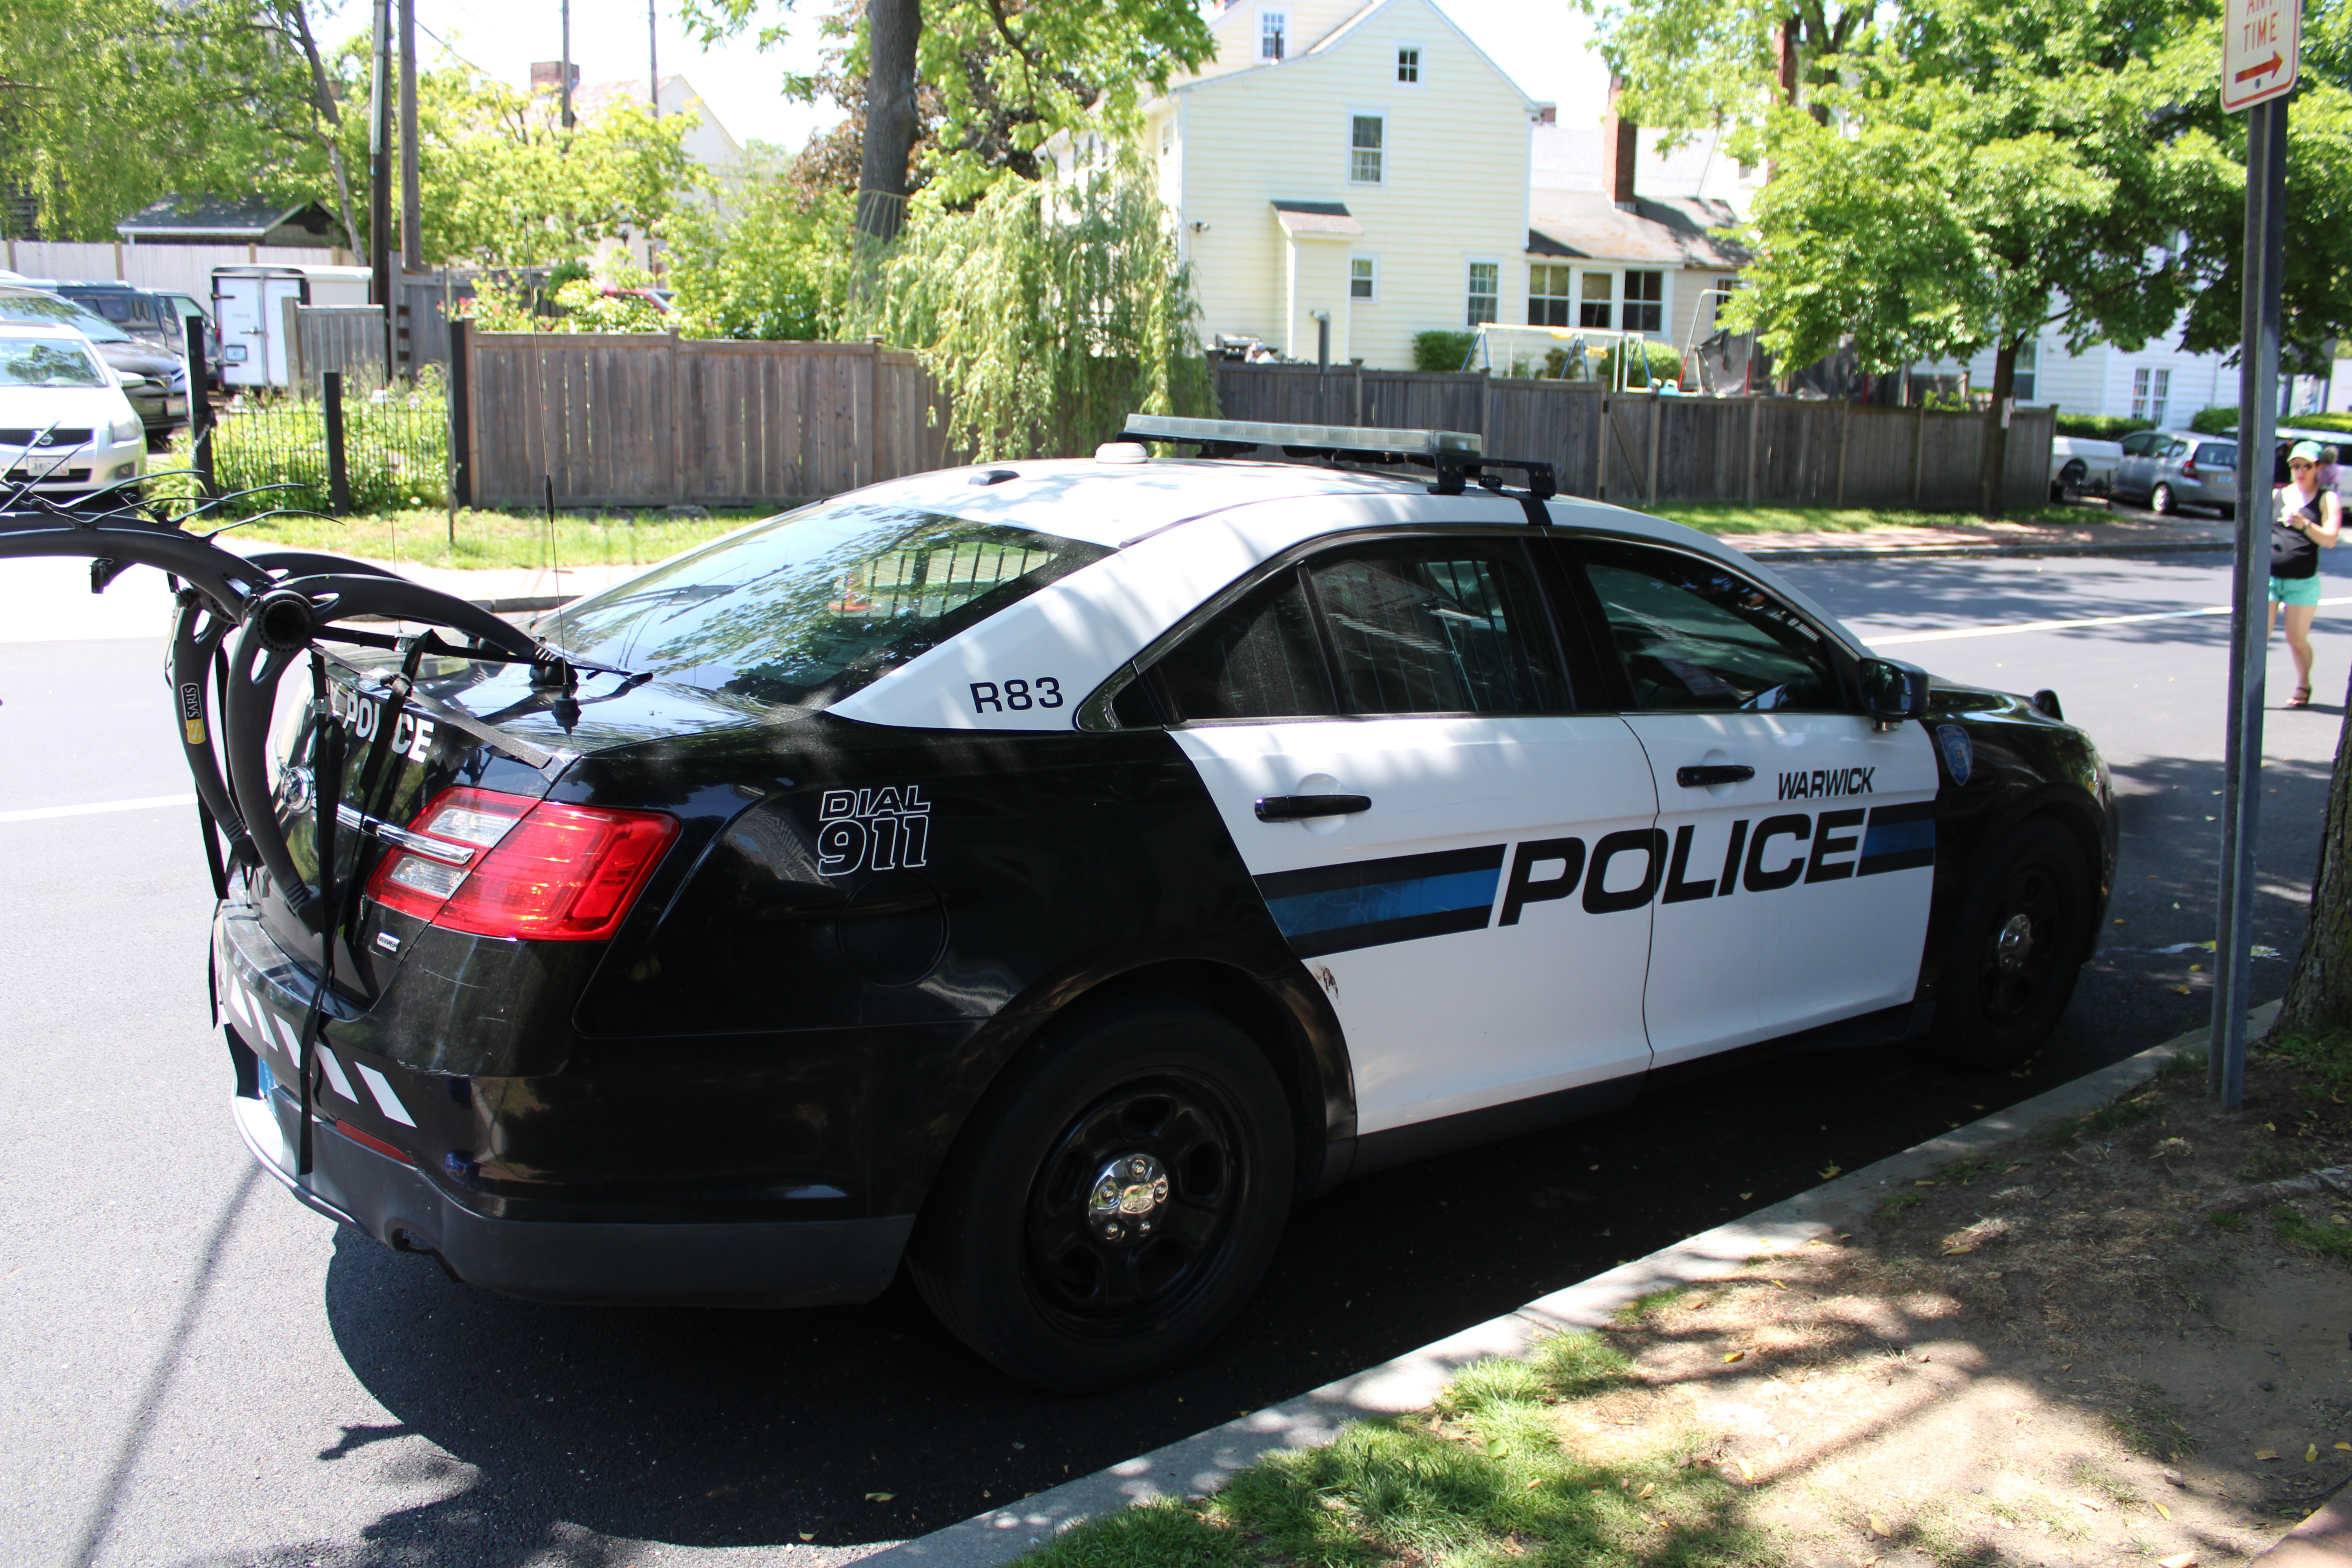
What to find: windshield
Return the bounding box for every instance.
[0,338,107,388]
[0,292,131,343]
[546,500,1113,709]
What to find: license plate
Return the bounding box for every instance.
[223,344,248,363]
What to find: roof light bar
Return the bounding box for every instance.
[1118,414,1481,461]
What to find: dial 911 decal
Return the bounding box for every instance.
[818,785,933,877]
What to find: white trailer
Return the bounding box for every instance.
[210,264,371,388]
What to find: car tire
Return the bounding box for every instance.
[2053,460,2087,503]
[2218,503,2236,521]
[2151,482,2176,515]
[1923,819,2094,1071]
[907,994,1294,1392]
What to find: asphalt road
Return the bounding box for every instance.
[2,544,2346,1568]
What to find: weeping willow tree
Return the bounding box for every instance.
[842,160,1215,460]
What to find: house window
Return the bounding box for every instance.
[1350,114,1384,184]
[1466,261,1499,326]
[1712,277,1739,329]
[2013,341,2038,404]
[1624,270,1663,333]
[1579,270,1613,329]
[1261,8,1287,61]
[2131,366,2170,425]
[1351,256,1378,301]
[1528,263,1573,327]
[1396,45,1421,83]
[1159,119,1175,156]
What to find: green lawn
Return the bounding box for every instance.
[196,506,767,572]
[1653,503,2090,535]
[1016,1335,1773,1568]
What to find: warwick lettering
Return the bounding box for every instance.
[1778,766,1876,800]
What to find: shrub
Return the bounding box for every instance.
[1592,339,1686,388]
[2190,405,2239,434]
[149,369,450,520]
[1414,330,1477,372]
[2055,414,2157,438]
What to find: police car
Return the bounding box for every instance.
[215,416,2114,1391]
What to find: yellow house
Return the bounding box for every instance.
[1131,0,1543,370]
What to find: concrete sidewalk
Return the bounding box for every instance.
[1728,511,2237,563]
[867,1000,2286,1568]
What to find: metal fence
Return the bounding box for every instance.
[160,370,450,518]
[1212,363,2055,512]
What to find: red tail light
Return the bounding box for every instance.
[2180,459,2199,479]
[365,786,679,942]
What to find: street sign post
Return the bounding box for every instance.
[2212,0,2296,1110]
[2223,0,2301,111]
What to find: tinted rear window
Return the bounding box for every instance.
[543,501,1111,709]
[2196,443,2236,465]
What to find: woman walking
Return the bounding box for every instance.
[2273,439,2341,708]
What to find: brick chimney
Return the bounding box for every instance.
[1602,76,1636,211]
[530,60,580,93]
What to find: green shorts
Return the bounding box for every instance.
[2270,573,2323,607]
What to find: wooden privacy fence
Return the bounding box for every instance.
[1213,363,2054,513]
[283,302,390,395]
[454,331,950,508]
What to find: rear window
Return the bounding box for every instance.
[2196,443,2236,466]
[543,500,1112,710]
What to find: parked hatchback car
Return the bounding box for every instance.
[0,321,149,501]
[0,285,186,434]
[2108,430,2236,517]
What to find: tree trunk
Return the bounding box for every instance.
[2280,680,2352,1034]
[855,0,922,249]
[1977,339,2016,516]
[285,0,362,253]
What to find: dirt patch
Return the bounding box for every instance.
[1569,1038,2352,1567]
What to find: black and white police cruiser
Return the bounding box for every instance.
[216,416,2114,1390]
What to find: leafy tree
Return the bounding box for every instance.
[299,45,698,267]
[0,0,338,241]
[1573,0,1866,134]
[678,0,1214,242]
[840,161,1213,458]
[665,147,852,338]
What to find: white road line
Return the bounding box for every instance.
[1865,595,2352,647]
[0,792,198,825]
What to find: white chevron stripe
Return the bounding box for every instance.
[355,1063,417,1128]
[315,1049,358,1103]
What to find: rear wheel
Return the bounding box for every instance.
[908,995,1294,1391]
[1924,819,2094,1070]
[2151,482,2176,515]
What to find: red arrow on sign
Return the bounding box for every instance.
[2235,50,2284,83]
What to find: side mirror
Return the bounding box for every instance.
[1858,657,1932,725]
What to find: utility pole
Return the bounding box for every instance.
[560,0,574,129]
[649,0,660,118]
[369,0,393,381]
[399,0,419,271]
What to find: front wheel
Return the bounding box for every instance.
[907,995,1294,1391]
[1924,819,2094,1070]
[2151,482,2176,515]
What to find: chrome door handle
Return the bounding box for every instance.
[1674,764,1755,788]
[1255,793,1372,822]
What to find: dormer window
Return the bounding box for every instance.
[1261,8,1288,61]
[1396,45,1421,83]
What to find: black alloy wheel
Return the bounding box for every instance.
[1925,818,2092,1069]
[908,994,1294,1391]
[1024,1077,1243,1327]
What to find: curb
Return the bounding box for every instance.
[867,999,2282,1568]
[1736,537,2233,563]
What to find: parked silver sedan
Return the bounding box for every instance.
[2109,431,2237,518]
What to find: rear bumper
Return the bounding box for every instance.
[232,1091,913,1307]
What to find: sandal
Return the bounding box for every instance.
[2288,685,2312,708]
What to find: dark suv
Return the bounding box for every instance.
[30,279,220,383]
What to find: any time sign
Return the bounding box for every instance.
[2222,0,2301,111]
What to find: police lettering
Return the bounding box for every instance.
[1485,803,1929,926]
